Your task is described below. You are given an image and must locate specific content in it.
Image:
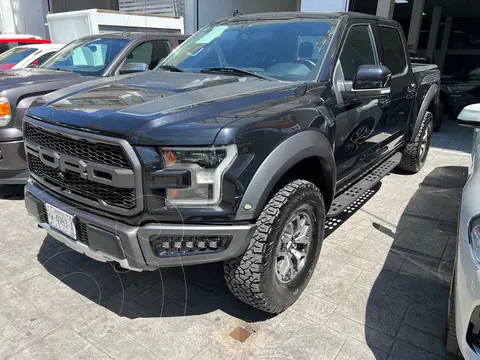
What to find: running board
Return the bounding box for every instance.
[327,152,402,217]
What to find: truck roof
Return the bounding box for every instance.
[228,11,396,23]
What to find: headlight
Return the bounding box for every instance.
[158,145,237,206]
[471,219,480,263]
[0,97,11,126]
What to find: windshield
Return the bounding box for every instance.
[0,47,37,64]
[159,18,337,81]
[41,37,129,76]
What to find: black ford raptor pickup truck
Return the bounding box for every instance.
[24,12,440,313]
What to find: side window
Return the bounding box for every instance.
[127,40,171,69]
[177,39,185,45]
[378,26,407,75]
[36,51,56,66]
[339,25,377,81]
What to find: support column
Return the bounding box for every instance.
[407,0,425,53]
[437,16,453,71]
[376,0,396,19]
[426,6,442,61]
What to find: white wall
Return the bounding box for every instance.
[185,0,298,34]
[0,0,48,37]
[184,0,349,34]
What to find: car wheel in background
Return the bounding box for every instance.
[397,111,433,173]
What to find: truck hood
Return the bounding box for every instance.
[0,68,83,90]
[28,71,303,145]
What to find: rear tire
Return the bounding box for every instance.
[224,179,325,314]
[397,111,433,174]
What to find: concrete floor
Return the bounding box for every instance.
[0,118,472,360]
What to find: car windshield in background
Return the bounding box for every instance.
[158,18,338,81]
[41,37,129,76]
[0,47,37,64]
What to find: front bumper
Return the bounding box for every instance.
[0,139,28,184]
[25,182,256,271]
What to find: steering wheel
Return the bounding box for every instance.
[295,59,316,69]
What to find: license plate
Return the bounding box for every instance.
[45,203,77,240]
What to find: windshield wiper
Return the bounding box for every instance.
[157,65,183,72]
[199,67,272,80]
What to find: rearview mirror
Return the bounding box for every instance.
[353,65,392,97]
[119,62,149,75]
[457,104,480,127]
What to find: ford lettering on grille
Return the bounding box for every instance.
[24,119,139,214]
[29,146,134,188]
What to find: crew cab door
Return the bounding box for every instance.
[378,23,415,144]
[332,21,390,183]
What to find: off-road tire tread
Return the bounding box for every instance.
[398,111,433,173]
[223,179,324,314]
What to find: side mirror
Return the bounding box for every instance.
[457,104,480,127]
[119,62,149,75]
[353,65,392,97]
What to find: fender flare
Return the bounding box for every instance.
[235,130,336,221]
[411,83,439,142]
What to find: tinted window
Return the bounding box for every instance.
[36,51,57,66]
[41,37,129,76]
[0,47,37,64]
[127,40,170,69]
[160,19,338,81]
[379,26,407,75]
[339,25,377,81]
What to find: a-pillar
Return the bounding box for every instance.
[437,16,453,71]
[426,6,442,62]
[376,0,396,19]
[407,0,425,53]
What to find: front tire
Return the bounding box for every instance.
[397,111,433,174]
[224,179,325,313]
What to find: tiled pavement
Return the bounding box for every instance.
[0,117,473,360]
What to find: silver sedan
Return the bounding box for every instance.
[448,103,480,358]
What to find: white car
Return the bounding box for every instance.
[0,44,63,70]
[448,103,480,358]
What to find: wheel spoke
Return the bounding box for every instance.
[295,225,310,244]
[290,248,305,263]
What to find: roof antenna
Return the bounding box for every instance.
[233,9,241,16]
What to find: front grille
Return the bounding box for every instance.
[28,155,136,209]
[25,123,131,168]
[24,119,140,215]
[39,203,89,245]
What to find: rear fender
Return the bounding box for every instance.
[411,83,439,142]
